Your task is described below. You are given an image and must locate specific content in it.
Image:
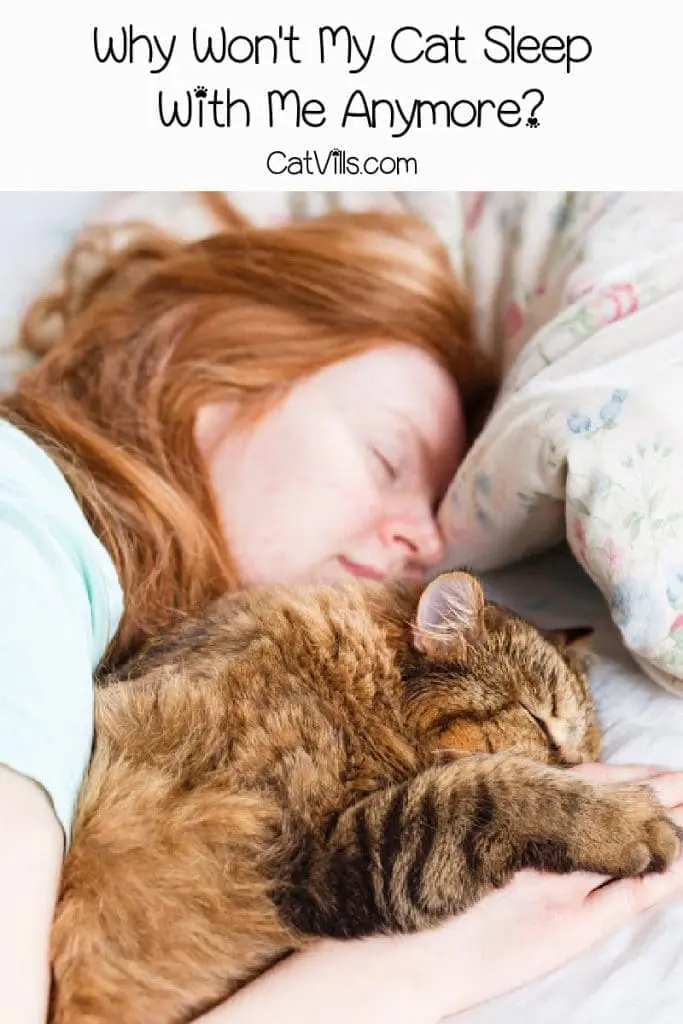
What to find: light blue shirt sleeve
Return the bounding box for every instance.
[0,420,123,844]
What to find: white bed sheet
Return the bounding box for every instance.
[451,545,683,1024]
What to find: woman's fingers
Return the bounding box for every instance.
[666,805,683,828]
[510,869,619,904]
[513,800,683,904]
[569,762,677,784]
[585,852,683,928]
[569,763,683,808]
[504,764,683,948]
[646,773,683,808]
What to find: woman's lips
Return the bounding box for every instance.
[338,555,386,581]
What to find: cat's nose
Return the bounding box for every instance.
[558,750,584,768]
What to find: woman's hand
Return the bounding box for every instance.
[199,763,683,1024]
[418,763,683,1020]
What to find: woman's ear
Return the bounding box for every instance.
[193,401,239,457]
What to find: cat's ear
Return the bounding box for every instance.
[540,625,594,648]
[413,572,486,659]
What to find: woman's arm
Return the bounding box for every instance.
[0,421,124,1021]
[194,765,683,1024]
[0,766,63,1024]
[194,931,442,1024]
[1,765,677,1024]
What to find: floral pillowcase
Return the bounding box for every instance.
[439,192,683,695]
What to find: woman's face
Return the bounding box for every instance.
[194,344,465,586]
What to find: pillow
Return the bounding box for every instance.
[565,369,683,695]
[439,192,683,695]
[0,192,109,387]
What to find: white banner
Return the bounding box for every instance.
[0,1,678,188]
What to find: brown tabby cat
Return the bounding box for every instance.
[49,571,680,1024]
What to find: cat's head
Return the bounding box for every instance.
[401,571,600,766]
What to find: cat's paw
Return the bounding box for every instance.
[529,783,681,878]
[594,785,681,875]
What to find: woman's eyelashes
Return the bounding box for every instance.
[370,445,398,482]
[370,446,397,481]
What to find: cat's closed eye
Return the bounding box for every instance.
[523,707,584,767]
[523,707,558,747]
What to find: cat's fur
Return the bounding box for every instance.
[49,572,680,1024]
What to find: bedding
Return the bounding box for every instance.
[2,192,683,1021]
[439,192,683,699]
[463,545,683,1024]
[0,192,108,389]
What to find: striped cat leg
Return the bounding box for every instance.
[274,755,680,939]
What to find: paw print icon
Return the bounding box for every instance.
[526,115,540,128]
[194,86,208,98]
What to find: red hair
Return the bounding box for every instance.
[2,205,495,665]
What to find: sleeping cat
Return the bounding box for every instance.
[49,571,680,1024]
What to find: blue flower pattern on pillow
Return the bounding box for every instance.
[567,390,628,437]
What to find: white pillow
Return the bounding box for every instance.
[0,192,110,387]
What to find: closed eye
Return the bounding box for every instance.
[371,446,398,482]
[524,708,560,752]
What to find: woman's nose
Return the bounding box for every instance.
[379,513,445,567]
